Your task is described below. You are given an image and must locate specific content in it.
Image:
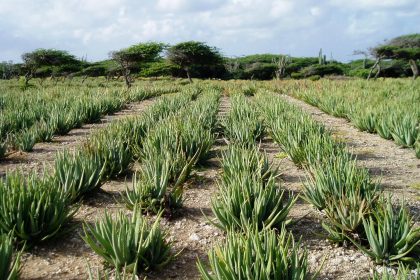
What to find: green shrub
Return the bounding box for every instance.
[291,72,303,79]
[82,210,173,273]
[300,63,345,77]
[348,69,371,79]
[308,75,321,81]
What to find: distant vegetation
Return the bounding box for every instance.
[0,34,418,84]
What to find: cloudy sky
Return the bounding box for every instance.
[1,0,419,62]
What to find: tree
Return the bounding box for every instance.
[110,42,165,88]
[0,61,18,79]
[166,41,222,83]
[372,34,420,79]
[21,49,81,86]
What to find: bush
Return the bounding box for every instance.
[300,63,345,77]
[291,72,303,79]
[348,69,371,79]
[308,75,321,81]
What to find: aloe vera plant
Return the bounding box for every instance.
[54,150,106,202]
[223,94,264,145]
[82,210,173,273]
[352,197,420,265]
[211,174,296,232]
[124,152,187,214]
[350,107,377,133]
[32,120,56,142]
[87,132,133,179]
[14,129,37,152]
[0,233,21,280]
[304,155,378,210]
[370,263,420,280]
[212,144,295,232]
[0,171,76,244]
[389,113,418,148]
[197,226,309,280]
[321,189,375,244]
[221,144,273,184]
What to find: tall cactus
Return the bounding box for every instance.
[319,49,323,65]
[272,55,291,79]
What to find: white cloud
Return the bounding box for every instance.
[0,0,418,61]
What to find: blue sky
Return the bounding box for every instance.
[1,0,419,62]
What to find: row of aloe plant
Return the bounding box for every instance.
[124,88,220,216]
[256,89,420,277]
[197,90,309,280]
[55,88,199,203]
[283,79,420,158]
[0,82,182,157]
[79,86,220,277]
[0,88,199,279]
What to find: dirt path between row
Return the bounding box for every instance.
[281,94,420,218]
[20,95,230,280]
[0,98,157,176]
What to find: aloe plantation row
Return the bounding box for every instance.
[278,79,420,158]
[0,80,182,158]
[1,80,419,279]
[196,91,310,279]
[82,86,221,277]
[255,89,420,278]
[0,86,204,279]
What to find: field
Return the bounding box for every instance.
[0,77,419,280]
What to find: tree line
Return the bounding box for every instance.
[1,34,419,86]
